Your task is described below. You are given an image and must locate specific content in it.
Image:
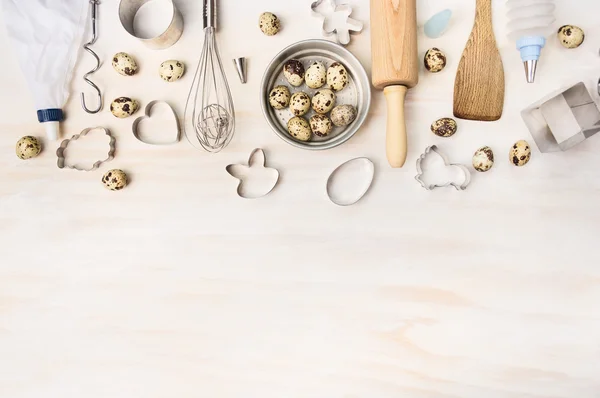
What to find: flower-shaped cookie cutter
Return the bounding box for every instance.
[415,145,471,190]
[310,0,364,46]
[56,127,115,171]
[226,148,280,199]
[132,100,181,145]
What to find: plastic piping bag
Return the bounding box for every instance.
[2,0,89,140]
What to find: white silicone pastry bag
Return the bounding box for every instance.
[2,0,89,140]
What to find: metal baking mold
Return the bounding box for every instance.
[521,82,600,153]
[311,0,363,46]
[56,127,115,171]
[226,149,279,199]
[415,145,470,190]
[260,39,371,150]
[132,100,181,145]
[118,0,183,50]
[326,157,374,206]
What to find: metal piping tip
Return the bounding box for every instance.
[233,57,247,84]
[524,59,537,83]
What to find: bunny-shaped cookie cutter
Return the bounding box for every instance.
[415,145,471,190]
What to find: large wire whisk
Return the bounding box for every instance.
[184,0,235,152]
[80,0,102,114]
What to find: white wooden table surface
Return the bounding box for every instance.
[1,0,600,397]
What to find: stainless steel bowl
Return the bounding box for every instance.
[260,40,371,150]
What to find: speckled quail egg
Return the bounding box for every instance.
[283,59,305,87]
[309,114,333,137]
[557,25,585,48]
[112,52,138,76]
[102,169,128,191]
[110,97,139,118]
[330,105,357,127]
[472,146,494,172]
[289,92,311,116]
[259,12,281,36]
[311,89,336,114]
[430,117,457,137]
[510,140,531,167]
[327,62,349,92]
[15,136,41,160]
[269,85,291,109]
[287,116,312,142]
[159,60,185,82]
[424,48,446,73]
[305,61,327,89]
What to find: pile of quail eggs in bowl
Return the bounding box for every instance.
[260,40,371,150]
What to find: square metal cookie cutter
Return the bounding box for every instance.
[56,127,115,171]
[310,0,364,46]
[521,82,600,153]
[415,145,471,190]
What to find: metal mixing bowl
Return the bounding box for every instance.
[260,39,371,150]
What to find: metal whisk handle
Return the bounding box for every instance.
[203,0,216,30]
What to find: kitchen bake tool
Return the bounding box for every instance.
[80,0,102,114]
[56,127,115,171]
[415,145,471,190]
[132,100,181,145]
[371,0,419,168]
[233,57,247,84]
[310,0,364,46]
[226,149,279,199]
[184,0,235,152]
[424,9,452,39]
[326,157,374,206]
[521,82,600,153]
[118,0,183,50]
[453,0,504,121]
[260,39,371,150]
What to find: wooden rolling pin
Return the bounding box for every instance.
[371,0,418,168]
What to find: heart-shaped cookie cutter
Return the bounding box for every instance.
[56,127,115,171]
[226,148,280,199]
[415,145,471,190]
[132,100,181,145]
[310,0,364,46]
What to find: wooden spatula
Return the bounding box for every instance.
[453,0,505,121]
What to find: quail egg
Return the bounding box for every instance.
[289,92,311,116]
[159,60,185,82]
[305,61,327,89]
[102,169,128,191]
[269,85,291,109]
[311,89,336,114]
[472,146,494,172]
[330,105,357,127]
[112,52,138,76]
[557,25,585,49]
[287,116,311,142]
[15,136,41,160]
[110,97,139,118]
[327,62,349,92]
[510,140,531,167]
[259,12,281,36]
[424,48,446,73]
[310,114,333,137]
[430,117,457,137]
[283,59,305,87]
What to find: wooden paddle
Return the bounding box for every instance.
[371,0,418,168]
[453,0,505,121]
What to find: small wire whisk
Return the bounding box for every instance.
[184,0,235,152]
[80,0,102,114]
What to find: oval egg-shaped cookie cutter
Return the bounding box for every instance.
[56,127,115,171]
[326,157,374,206]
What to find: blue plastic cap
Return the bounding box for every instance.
[516,36,546,62]
[37,108,63,123]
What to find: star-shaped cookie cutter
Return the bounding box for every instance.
[310,0,364,46]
